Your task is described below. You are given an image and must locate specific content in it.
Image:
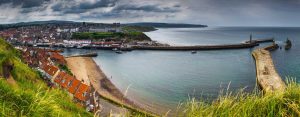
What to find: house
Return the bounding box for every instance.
[54,72,67,84]
[50,52,66,65]
[60,74,74,89]
[74,83,91,102]
[42,65,59,77]
[68,78,81,94]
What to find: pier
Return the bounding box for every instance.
[245,38,274,43]
[131,38,274,51]
[252,44,286,93]
[66,52,98,58]
[131,43,259,50]
[14,38,274,51]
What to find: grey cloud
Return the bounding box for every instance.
[0,0,49,8]
[51,0,118,14]
[113,4,180,13]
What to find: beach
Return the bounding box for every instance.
[65,57,155,116]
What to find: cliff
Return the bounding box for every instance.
[0,38,92,117]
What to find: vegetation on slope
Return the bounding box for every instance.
[121,25,157,32]
[177,79,300,117]
[72,32,151,41]
[0,38,92,117]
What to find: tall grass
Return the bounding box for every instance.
[0,38,92,117]
[175,79,300,117]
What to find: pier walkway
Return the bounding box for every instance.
[132,38,274,51]
[252,44,286,93]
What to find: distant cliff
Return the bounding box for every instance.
[126,22,208,28]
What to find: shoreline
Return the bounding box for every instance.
[65,57,158,116]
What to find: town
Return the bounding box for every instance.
[0,22,164,53]
[19,46,101,113]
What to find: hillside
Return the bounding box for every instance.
[178,80,300,117]
[121,25,157,32]
[127,22,208,28]
[0,39,92,117]
[72,32,152,41]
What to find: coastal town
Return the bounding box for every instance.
[0,22,158,116]
[0,22,165,53]
[20,47,101,112]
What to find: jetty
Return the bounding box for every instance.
[131,38,274,51]
[252,44,286,93]
[66,52,98,58]
[245,38,274,44]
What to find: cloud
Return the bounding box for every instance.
[51,0,118,14]
[0,0,300,26]
[0,0,50,8]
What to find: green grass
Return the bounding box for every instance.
[121,26,157,32]
[72,32,151,41]
[58,64,73,75]
[72,32,125,39]
[0,38,92,117]
[175,79,300,117]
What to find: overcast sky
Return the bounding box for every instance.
[0,0,300,26]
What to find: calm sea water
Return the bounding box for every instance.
[63,27,300,113]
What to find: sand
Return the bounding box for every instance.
[65,57,154,116]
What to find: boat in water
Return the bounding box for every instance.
[115,50,123,54]
[191,51,197,54]
[112,48,118,51]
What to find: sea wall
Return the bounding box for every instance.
[132,43,259,51]
[252,45,286,93]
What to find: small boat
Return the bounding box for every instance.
[191,51,197,54]
[112,48,118,51]
[115,51,123,54]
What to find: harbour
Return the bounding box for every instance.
[62,27,300,114]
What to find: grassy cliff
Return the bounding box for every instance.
[176,79,300,117]
[72,32,151,41]
[0,38,92,117]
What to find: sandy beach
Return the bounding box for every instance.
[65,57,155,116]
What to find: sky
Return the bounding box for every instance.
[0,0,300,26]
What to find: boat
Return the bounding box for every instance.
[112,48,118,51]
[115,50,123,54]
[191,51,197,54]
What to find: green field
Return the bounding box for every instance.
[72,32,151,41]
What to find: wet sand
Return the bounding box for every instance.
[66,57,156,116]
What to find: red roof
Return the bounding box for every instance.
[54,72,66,84]
[50,52,66,65]
[68,78,81,94]
[60,74,74,88]
[74,83,90,101]
[44,65,59,76]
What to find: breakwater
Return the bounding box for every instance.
[252,44,286,93]
[131,43,258,50]
[131,38,274,51]
[65,52,98,58]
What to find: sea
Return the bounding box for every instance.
[63,27,300,113]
